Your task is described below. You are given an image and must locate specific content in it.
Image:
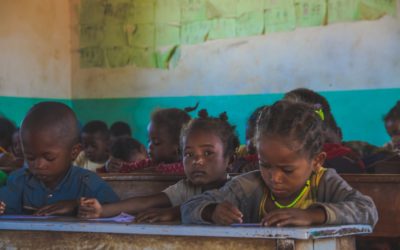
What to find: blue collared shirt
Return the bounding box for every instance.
[0,166,120,214]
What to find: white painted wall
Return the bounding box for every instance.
[0,0,72,99]
[71,1,400,99]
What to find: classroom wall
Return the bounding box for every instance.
[0,0,399,147]
[71,0,400,146]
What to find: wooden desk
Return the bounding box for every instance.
[0,217,371,250]
[102,173,400,238]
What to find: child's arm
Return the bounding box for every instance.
[135,206,181,223]
[0,201,6,214]
[34,200,79,216]
[313,169,378,227]
[79,192,172,218]
[201,201,243,225]
[260,207,326,227]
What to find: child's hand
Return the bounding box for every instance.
[0,201,6,214]
[78,197,102,219]
[34,200,79,216]
[261,207,326,227]
[105,158,123,173]
[135,207,180,223]
[211,201,243,225]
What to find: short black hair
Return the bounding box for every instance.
[110,121,132,137]
[111,137,144,162]
[181,109,239,159]
[21,102,79,146]
[82,120,109,140]
[256,100,325,159]
[284,88,342,143]
[151,103,198,146]
[384,101,400,122]
[0,117,16,149]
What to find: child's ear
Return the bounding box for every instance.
[71,143,82,161]
[312,152,326,170]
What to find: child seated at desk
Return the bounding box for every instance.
[102,104,198,174]
[74,120,111,172]
[110,121,132,144]
[0,102,119,215]
[181,101,378,227]
[78,109,239,223]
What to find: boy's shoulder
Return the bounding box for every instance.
[69,165,106,186]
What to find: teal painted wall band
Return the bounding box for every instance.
[1,88,399,147]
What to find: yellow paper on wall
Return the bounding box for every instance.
[101,23,127,47]
[181,0,207,23]
[236,11,264,37]
[208,18,236,40]
[127,24,155,48]
[126,0,155,24]
[80,47,105,68]
[155,0,181,25]
[181,21,211,45]
[130,47,157,68]
[359,0,397,20]
[264,0,296,33]
[155,24,180,47]
[328,0,361,23]
[105,46,135,68]
[155,45,180,69]
[206,0,237,19]
[236,0,264,17]
[102,0,131,25]
[294,0,327,27]
[80,0,105,25]
[80,25,104,47]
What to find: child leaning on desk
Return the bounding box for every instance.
[0,102,119,215]
[78,109,239,223]
[181,100,378,227]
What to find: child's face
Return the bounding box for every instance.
[81,132,109,163]
[257,135,324,200]
[147,122,179,164]
[12,131,23,158]
[385,119,400,143]
[182,130,230,186]
[22,129,80,189]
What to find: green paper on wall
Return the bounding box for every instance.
[181,0,207,23]
[236,11,264,37]
[208,19,236,40]
[155,45,180,69]
[328,0,361,23]
[105,46,134,68]
[206,0,237,19]
[359,0,397,20]
[130,47,157,68]
[126,0,155,24]
[102,0,131,25]
[80,25,104,47]
[155,0,181,25]
[236,0,264,17]
[264,0,296,33]
[80,47,105,68]
[181,21,211,45]
[101,23,127,47]
[80,0,105,25]
[155,24,180,47]
[294,0,327,27]
[127,24,155,48]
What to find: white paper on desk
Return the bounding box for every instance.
[88,212,135,223]
[0,215,57,219]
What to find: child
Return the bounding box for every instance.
[284,88,365,173]
[181,101,378,227]
[74,120,110,172]
[101,137,147,173]
[110,121,132,144]
[230,106,267,173]
[78,110,239,223]
[0,118,21,173]
[0,102,119,215]
[383,101,400,155]
[103,104,197,174]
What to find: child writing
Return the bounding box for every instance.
[74,120,111,172]
[78,110,239,223]
[181,100,378,227]
[103,104,198,174]
[0,102,119,215]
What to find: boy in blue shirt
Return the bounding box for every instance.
[0,102,119,215]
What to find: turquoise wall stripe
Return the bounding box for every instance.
[1,88,398,147]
